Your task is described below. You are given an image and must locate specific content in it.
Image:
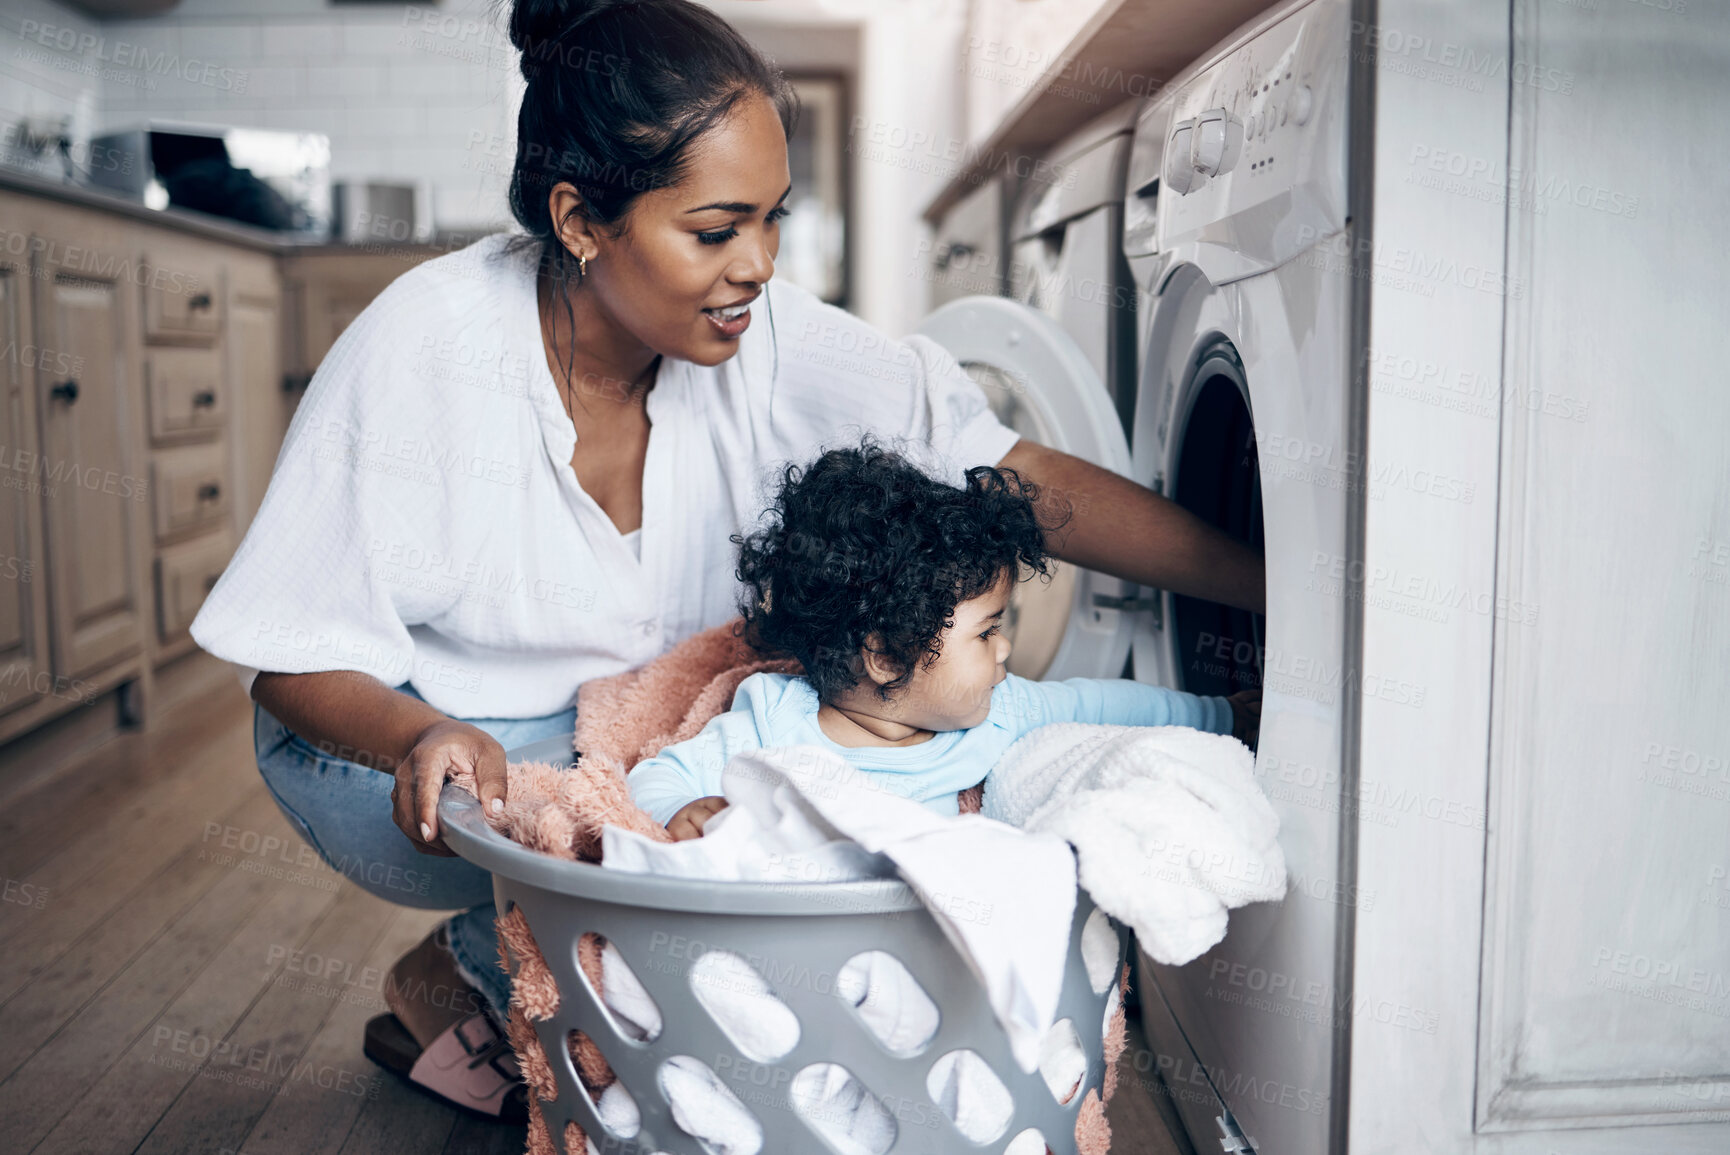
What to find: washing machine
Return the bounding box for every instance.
[926,173,1014,309]
[916,3,1353,1149]
[1007,102,1142,435]
[1122,1,1354,1152]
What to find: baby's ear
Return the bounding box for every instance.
[859,636,901,688]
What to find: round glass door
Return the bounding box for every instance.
[1170,344,1264,698]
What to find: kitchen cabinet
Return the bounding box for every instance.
[0,252,52,719]
[32,234,144,681]
[144,348,226,443]
[227,272,284,529]
[0,172,459,749]
[279,247,442,393]
[141,249,222,346]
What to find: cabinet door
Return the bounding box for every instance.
[0,261,52,715]
[33,240,143,679]
[230,294,284,528]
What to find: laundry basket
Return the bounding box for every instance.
[439,736,1126,1155]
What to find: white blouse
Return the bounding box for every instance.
[192,234,1021,719]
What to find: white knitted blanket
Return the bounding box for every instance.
[983,723,1286,966]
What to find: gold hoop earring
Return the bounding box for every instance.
[578,253,588,280]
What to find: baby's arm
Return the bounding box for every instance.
[1007,675,1237,737]
[627,675,790,836]
[626,710,757,832]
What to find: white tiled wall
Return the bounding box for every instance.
[0,0,102,181]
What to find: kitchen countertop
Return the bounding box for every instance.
[0,165,495,255]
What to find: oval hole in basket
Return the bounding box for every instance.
[836,950,939,1057]
[1102,984,1122,1050]
[1004,1127,1048,1155]
[1039,1018,1087,1106]
[790,1062,897,1155]
[656,1055,763,1155]
[689,950,801,1062]
[1080,907,1119,995]
[564,1029,639,1139]
[574,933,663,1043]
[1038,1016,1079,1106]
[924,1049,1013,1144]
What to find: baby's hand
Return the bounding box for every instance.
[1227,688,1262,745]
[668,796,729,841]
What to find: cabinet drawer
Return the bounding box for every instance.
[151,444,231,541]
[145,349,225,443]
[156,532,234,640]
[142,255,222,345]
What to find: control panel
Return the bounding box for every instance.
[1127,0,1348,284]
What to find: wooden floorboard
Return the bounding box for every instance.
[0,788,286,1085]
[130,884,397,1155]
[1107,1009,1197,1155]
[0,691,261,1006]
[335,1057,459,1155]
[23,848,339,1153]
[442,1110,529,1155]
[0,762,267,1011]
[236,908,447,1155]
[0,675,253,879]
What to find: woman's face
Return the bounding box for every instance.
[576,94,791,367]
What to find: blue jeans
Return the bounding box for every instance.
[253,686,576,1018]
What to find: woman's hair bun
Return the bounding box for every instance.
[507,0,628,56]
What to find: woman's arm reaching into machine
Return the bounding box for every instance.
[999,440,1266,614]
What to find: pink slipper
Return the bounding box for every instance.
[365,1010,527,1122]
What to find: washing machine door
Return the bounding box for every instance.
[917,296,1136,681]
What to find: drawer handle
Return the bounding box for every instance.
[50,379,79,404]
[191,390,217,408]
[197,483,222,502]
[189,292,213,311]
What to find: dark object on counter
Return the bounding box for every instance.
[160,156,306,232]
[87,123,331,237]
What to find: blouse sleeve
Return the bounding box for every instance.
[190,288,451,688]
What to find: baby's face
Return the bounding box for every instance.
[894,573,1013,731]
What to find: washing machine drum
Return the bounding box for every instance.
[916,296,1137,683]
[1168,345,1264,698]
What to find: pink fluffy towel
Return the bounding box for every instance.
[446,622,794,856]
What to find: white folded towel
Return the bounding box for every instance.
[984,723,1286,965]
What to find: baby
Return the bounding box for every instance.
[627,444,1260,840]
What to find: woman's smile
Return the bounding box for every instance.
[702,295,756,339]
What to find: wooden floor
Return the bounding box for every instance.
[0,655,1190,1155]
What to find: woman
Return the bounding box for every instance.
[192,0,1263,1119]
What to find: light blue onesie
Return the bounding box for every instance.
[626,671,1234,826]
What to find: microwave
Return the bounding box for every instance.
[87,121,331,237]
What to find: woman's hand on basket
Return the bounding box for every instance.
[393,719,508,856]
[668,796,729,841]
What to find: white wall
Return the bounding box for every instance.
[0,1,102,180]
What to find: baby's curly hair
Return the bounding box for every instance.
[734,443,1059,702]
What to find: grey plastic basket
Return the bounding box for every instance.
[438,736,1124,1155]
